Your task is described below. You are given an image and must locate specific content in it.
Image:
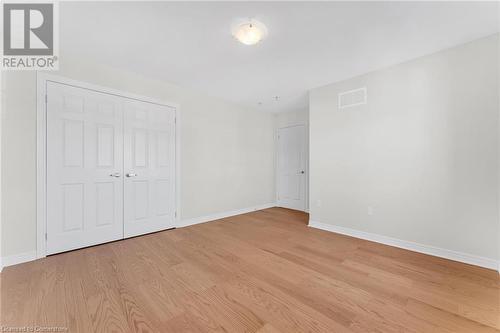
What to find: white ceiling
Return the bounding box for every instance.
[60,1,499,113]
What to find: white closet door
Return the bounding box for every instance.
[123,99,176,238]
[46,82,124,255]
[277,125,307,211]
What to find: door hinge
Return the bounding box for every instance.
[45,233,47,240]
[45,94,47,103]
[175,211,177,218]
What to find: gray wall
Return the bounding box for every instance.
[309,35,499,261]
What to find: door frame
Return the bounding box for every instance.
[36,73,181,259]
[275,124,309,212]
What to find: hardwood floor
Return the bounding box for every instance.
[1,207,499,332]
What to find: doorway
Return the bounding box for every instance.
[276,125,307,211]
[38,75,178,256]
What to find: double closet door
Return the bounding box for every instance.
[46,81,176,255]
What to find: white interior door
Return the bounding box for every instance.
[277,125,306,211]
[46,82,124,255]
[123,99,176,238]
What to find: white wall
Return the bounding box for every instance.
[2,71,38,259]
[1,57,275,258]
[0,71,3,267]
[498,8,500,270]
[274,109,309,129]
[309,35,499,263]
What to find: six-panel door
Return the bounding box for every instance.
[46,82,125,254]
[46,82,176,255]
[123,99,176,238]
[277,125,306,211]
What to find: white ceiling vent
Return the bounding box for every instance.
[338,87,367,109]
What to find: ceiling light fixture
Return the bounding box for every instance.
[231,19,268,45]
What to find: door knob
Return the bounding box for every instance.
[109,173,121,178]
[300,171,305,174]
[126,173,138,177]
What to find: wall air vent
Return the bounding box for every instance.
[338,87,367,109]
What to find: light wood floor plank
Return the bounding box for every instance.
[1,207,499,332]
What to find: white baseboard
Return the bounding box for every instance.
[178,203,276,228]
[309,220,499,272]
[1,250,37,271]
[0,204,276,272]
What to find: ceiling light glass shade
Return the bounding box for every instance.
[232,19,268,45]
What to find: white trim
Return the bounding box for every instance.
[175,106,182,225]
[1,205,275,270]
[36,73,47,259]
[1,251,37,269]
[178,203,276,228]
[37,73,180,109]
[338,86,367,109]
[309,220,500,272]
[36,73,181,259]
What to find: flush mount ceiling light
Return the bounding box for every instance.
[231,19,268,45]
